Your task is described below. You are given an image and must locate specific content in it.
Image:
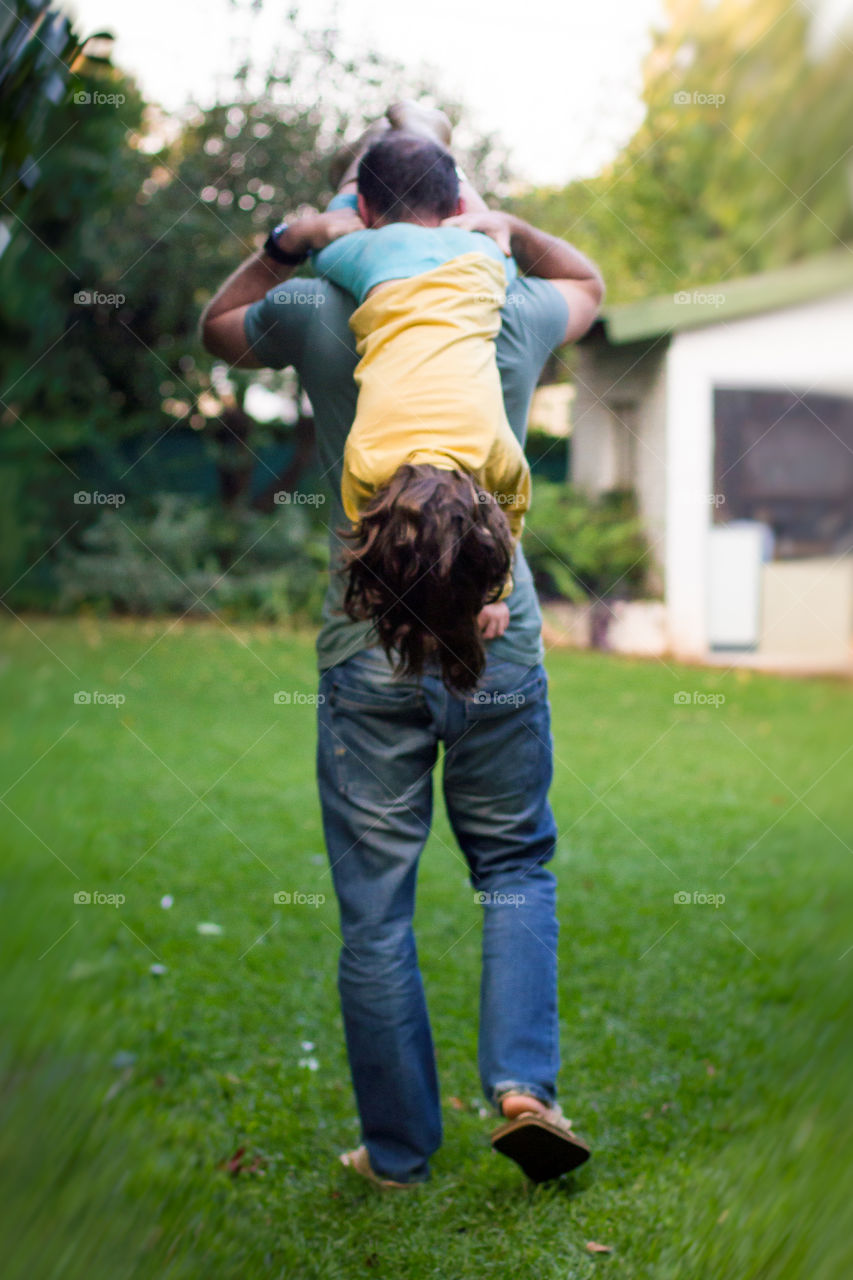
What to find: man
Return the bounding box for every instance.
[201,108,604,1188]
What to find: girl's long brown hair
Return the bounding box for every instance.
[341,464,513,693]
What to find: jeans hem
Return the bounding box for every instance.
[491,1081,555,1113]
[366,1149,432,1185]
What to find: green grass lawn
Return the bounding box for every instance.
[1,617,851,1279]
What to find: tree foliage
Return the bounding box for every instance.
[510,0,853,302]
[4,0,849,610]
[0,0,82,227]
[0,8,509,601]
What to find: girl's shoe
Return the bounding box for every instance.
[491,1105,591,1182]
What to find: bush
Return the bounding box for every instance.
[523,482,650,602]
[46,485,649,620]
[54,493,330,624]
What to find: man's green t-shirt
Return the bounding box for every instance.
[244,274,568,672]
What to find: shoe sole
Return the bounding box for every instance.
[491,1116,591,1182]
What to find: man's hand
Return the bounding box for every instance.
[278,208,365,256]
[441,210,512,256]
[444,208,604,344]
[477,601,510,639]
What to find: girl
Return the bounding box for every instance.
[313,130,531,693]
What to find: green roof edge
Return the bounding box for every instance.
[602,247,853,344]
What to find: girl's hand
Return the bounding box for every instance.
[477,601,510,639]
[276,209,365,256]
[441,211,514,257]
[310,208,366,248]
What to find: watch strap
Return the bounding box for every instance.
[263,224,309,266]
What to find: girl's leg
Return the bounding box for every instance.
[386,100,488,211]
[329,100,489,212]
[330,118,391,194]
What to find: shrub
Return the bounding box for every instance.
[523,482,650,602]
[54,493,330,624]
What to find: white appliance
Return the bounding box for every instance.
[707,522,772,650]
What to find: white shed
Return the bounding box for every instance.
[571,250,853,673]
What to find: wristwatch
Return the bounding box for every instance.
[262,221,309,265]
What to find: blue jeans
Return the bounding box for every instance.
[317,645,559,1183]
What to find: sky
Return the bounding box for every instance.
[66,0,853,187]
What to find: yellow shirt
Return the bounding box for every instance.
[340,252,531,554]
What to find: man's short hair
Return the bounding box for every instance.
[357,133,459,222]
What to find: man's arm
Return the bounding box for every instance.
[199,208,364,367]
[200,252,284,368]
[442,210,604,344]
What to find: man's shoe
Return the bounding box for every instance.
[339,1145,422,1190]
[491,1105,591,1183]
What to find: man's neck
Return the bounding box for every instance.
[371,213,442,229]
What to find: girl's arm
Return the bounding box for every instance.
[200,207,363,363]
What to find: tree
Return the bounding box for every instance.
[0,0,82,247]
[0,6,511,604]
[510,0,853,303]
[0,39,148,596]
